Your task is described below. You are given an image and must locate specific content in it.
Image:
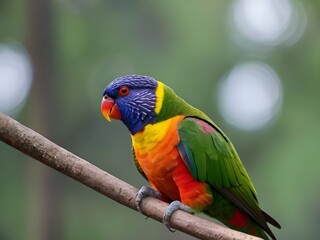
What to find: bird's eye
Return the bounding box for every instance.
[103,94,108,99]
[118,86,130,96]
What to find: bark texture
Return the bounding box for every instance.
[0,113,261,240]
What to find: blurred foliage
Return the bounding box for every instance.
[1,0,320,240]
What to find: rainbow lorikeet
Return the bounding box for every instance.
[101,75,281,239]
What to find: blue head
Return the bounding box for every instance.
[101,75,159,134]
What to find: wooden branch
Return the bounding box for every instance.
[0,113,261,240]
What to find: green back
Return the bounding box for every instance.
[156,85,279,238]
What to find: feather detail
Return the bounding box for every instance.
[177,116,279,239]
[154,81,164,114]
[132,115,213,210]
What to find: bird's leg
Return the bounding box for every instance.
[136,186,161,213]
[136,187,194,232]
[163,200,194,232]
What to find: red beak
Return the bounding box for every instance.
[101,97,122,121]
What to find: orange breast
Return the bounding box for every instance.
[132,115,213,210]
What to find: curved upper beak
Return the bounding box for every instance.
[101,97,122,122]
[101,97,113,121]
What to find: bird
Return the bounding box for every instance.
[101,75,281,239]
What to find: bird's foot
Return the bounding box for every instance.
[163,200,194,232]
[136,186,161,213]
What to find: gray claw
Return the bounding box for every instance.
[163,200,194,232]
[136,186,161,213]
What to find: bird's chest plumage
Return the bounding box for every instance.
[131,115,185,198]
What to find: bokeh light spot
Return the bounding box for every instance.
[0,43,32,115]
[218,62,282,131]
[229,0,307,47]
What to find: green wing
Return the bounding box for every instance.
[177,117,280,233]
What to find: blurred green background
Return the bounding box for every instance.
[0,0,319,239]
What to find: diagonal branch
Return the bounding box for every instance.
[0,113,261,240]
